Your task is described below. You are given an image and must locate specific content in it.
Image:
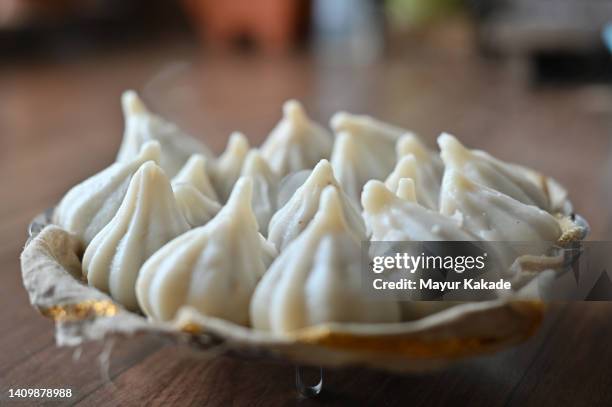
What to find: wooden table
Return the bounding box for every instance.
[1,34,612,406]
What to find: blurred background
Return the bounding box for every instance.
[1,0,611,238]
[2,1,612,404]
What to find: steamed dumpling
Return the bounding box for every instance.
[240,149,279,234]
[251,186,401,333]
[439,170,562,242]
[173,183,221,228]
[136,177,277,324]
[329,132,368,204]
[268,159,367,251]
[438,133,550,211]
[330,112,414,203]
[172,154,218,201]
[53,141,161,246]
[330,111,408,149]
[117,91,211,177]
[260,100,332,176]
[209,132,249,202]
[362,180,478,242]
[362,181,484,320]
[330,112,410,178]
[83,162,190,311]
[391,134,443,209]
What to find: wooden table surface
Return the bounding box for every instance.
[1,34,612,406]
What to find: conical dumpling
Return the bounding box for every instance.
[362,180,478,242]
[268,160,367,251]
[172,154,218,201]
[330,112,411,169]
[330,112,414,203]
[330,111,408,147]
[53,141,161,246]
[439,170,562,242]
[209,132,249,202]
[260,100,332,176]
[362,181,486,320]
[438,133,550,211]
[83,162,190,311]
[391,134,443,209]
[251,186,401,334]
[329,132,367,205]
[136,177,277,324]
[116,91,211,177]
[173,183,221,228]
[240,149,279,234]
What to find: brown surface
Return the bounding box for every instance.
[1,33,612,406]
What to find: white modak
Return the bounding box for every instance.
[251,186,401,333]
[136,177,277,324]
[51,90,580,332]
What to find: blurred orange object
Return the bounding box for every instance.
[0,0,76,28]
[182,0,308,52]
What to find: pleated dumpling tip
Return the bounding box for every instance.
[308,183,353,234]
[172,154,218,202]
[437,132,474,168]
[329,112,414,192]
[250,186,401,334]
[361,179,398,215]
[330,131,370,205]
[394,133,443,209]
[439,169,562,242]
[173,183,221,228]
[117,90,212,177]
[438,133,550,211]
[209,131,250,202]
[121,90,147,115]
[330,111,408,143]
[260,100,332,176]
[216,175,261,231]
[385,156,417,195]
[240,149,279,235]
[54,140,161,246]
[268,159,366,251]
[136,177,277,324]
[82,161,190,311]
[397,133,440,161]
[362,180,477,242]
